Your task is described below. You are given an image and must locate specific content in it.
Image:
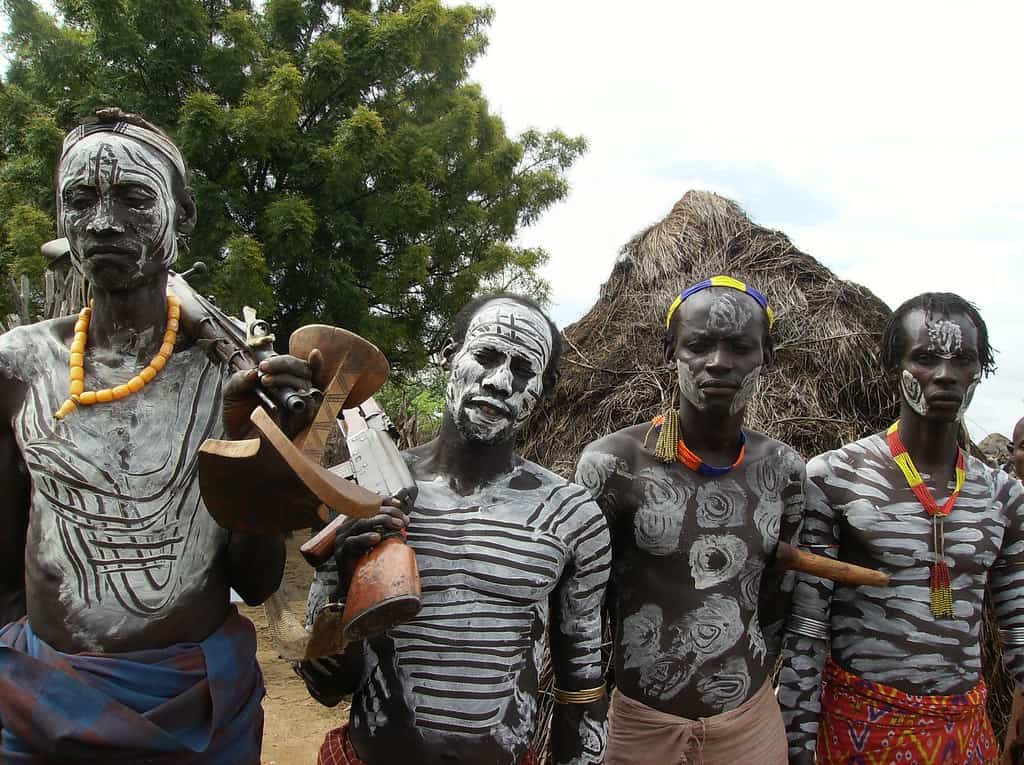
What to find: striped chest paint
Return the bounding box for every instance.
[347,463,609,754]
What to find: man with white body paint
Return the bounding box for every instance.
[576,276,803,764]
[780,292,1024,764]
[297,294,611,765]
[0,109,322,762]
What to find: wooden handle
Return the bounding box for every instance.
[775,542,890,587]
[300,515,347,565]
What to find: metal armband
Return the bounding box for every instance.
[788,614,830,641]
[553,682,607,704]
[1001,627,1024,647]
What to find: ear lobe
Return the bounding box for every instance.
[176,188,197,236]
[441,338,459,370]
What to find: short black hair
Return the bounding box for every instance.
[663,288,776,365]
[880,292,996,377]
[448,293,563,394]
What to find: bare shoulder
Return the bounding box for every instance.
[741,428,805,481]
[580,423,650,468]
[0,317,73,374]
[0,317,72,419]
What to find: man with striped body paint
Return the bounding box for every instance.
[779,293,1024,764]
[298,295,611,765]
[576,276,804,764]
[0,109,322,762]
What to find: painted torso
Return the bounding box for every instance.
[810,432,1024,693]
[345,457,608,765]
[0,317,231,652]
[577,423,804,718]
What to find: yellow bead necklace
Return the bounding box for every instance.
[54,293,181,420]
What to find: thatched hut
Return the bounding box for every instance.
[520,190,1012,758]
[520,189,896,475]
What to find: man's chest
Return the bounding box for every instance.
[838,479,1006,576]
[405,485,571,605]
[619,462,785,564]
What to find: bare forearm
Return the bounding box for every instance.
[779,632,827,764]
[226,531,286,604]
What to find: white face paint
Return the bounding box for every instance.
[901,369,928,416]
[444,299,553,445]
[729,366,761,415]
[672,290,766,414]
[927,319,963,356]
[59,132,181,290]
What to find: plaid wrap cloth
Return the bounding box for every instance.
[817,657,999,765]
[317,725,539,765]
[0,606,264,763]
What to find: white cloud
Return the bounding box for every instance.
[470,0,1024,439]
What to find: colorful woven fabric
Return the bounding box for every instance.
[0,607,264,763]
[317,725,539,765]
[665,274,776,329]
[817,658,998,765]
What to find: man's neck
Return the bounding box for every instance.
[87,274,169,355]
[896,403,961,476]
[421,415,517,495]
[678,401,745,463]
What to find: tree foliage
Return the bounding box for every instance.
[0,0,584,370]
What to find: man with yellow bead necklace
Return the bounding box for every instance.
[0,109,323,763]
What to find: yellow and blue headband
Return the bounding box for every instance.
[665,275,776,330]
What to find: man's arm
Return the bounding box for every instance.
[0,373,29,627]
[778,458,838,765]
[294,506,409,705]
[760,454,806,666]
[548,495,611,765]
[991,477,1024,761]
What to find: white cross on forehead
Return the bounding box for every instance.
[464,298,553,365]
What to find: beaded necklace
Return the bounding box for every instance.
[885,420,966,618]
[649,415,747,476]
[54,293,180,420]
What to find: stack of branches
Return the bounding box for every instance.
[1,268,88,332]
[518,190,1012,758]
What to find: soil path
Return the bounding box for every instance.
[244,536,349,765]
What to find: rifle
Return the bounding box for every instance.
[301,398,422,642]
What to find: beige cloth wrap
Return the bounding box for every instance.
[606,680,787,765]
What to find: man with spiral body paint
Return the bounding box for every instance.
[779,293,1024,765]
[576,276,804,764]
[296,294,611,765]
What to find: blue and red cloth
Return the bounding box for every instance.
[0,607,264,763]
[817,657,998,765]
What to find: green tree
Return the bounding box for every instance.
[0,0,584,370]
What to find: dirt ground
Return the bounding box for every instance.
[242,536,349,765]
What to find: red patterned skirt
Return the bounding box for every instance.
[317,725,539,765]
[817,657,998,765]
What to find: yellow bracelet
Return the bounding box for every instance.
[552,683,606,704]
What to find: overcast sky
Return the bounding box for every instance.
[468,0,1023,440]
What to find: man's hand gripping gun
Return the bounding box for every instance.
[301,399,423,644]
